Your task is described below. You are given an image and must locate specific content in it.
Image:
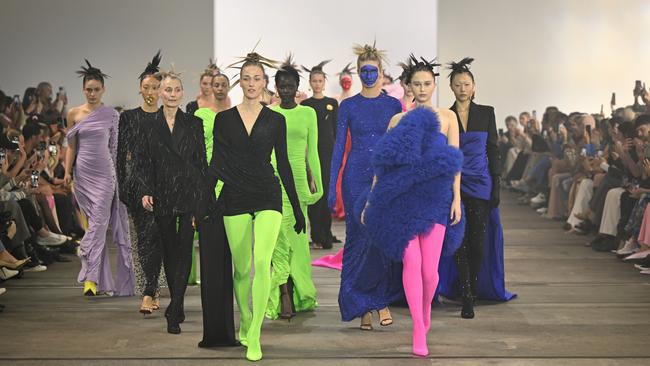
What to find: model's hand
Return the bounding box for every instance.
[328,192,337,214]
[142,195,154,212]
[63,173,72,186]
[309,179,317,194]
[450,198,462,226]
[293,208,306,234]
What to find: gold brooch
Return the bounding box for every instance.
[326,104,333,111]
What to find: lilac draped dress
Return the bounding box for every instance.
[67,105,134,296]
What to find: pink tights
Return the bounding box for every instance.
[402,223,446,357]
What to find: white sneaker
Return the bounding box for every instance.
[641,269,650,275]
[616,239,639,256]
[537,207,548,214]
[37,234,66,246]
[24,264,47,272]
[511,180,527,190]
[0,288,6,296]
[634,264,649,271]
[531,193,547,204]
[0,268,19,280]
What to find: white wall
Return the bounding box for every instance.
[438,0,650,127]
[0,0,213,110]
[214,0,437,104]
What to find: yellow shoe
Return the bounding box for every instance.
[83,281,97,296]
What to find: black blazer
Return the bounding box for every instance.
[450,101,501,176]
[136,107,208,217]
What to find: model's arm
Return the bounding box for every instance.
[116,111,130,190]
[206,112,228,189]
[331,99,339,137]
[328,101,349,211]
[275,115,305,233]
[446,109,462,225]
[305,108,322,204]
[63,109,77,185]
[486,106,501,208]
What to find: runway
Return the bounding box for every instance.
[1,190,649,365]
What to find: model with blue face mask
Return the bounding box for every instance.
[327,42,402,331]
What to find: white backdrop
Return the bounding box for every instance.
[438,0,650,127]
[214,0,438,104]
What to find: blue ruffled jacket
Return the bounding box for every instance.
[356,107,465,262]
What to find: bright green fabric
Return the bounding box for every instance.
[224,210,282,361]
[194,108,223,198]
[266,105,321,320]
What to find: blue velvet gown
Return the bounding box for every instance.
[437,132,516,301]
[328,93,404,321]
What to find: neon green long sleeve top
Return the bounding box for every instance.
[270,104,322,205]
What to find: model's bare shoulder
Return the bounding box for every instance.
[387,112,406,130]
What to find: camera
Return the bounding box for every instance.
[30,170,39,188]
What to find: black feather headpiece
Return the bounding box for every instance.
[139,50,162,81]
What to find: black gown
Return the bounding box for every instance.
[117,107,164,297]
[136,107,208,325]
[301,97,338,248]
[450,101,501,298]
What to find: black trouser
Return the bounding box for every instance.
[456,194,490,297]
[506,152,529,182]
[54,193,83,237]
[131,207,163,297]
[617,192,638,241]
[17,199,43,232]
[156,213,194,323]
[197,213,237,347]
[308,151,333,248]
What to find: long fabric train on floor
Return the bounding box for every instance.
[437,208,516,301]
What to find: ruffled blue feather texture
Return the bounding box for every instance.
[354,107,465,262]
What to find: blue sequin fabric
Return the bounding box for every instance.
[328,93,404,321]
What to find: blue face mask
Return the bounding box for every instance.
[359,65,379,87]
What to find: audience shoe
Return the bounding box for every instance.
[616,239,639,258]
[536,207,547,214]
[641,269,650,275]
[0,288,5,296]
[530,193,547,204]
[36,234,66,246]
[511,180,527,191]
[0,267,20,280]
[0,258,30,270]
[623,250,650,262]
[23,264,47,272]
[634,264,649,271]
[592,236,617,252]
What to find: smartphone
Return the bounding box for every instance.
[30,170,39,188]
[0,149,5,164]
[498,128,504,137]
[12,95,20,105]
[611,92,616,106]
[532,110,537,120]
[586,125,592,134]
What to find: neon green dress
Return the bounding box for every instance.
[266,104,322,319]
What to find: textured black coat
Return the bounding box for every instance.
[136,107,209,217]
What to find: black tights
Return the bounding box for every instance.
[156,213,194,323]
[455,194,490,297]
